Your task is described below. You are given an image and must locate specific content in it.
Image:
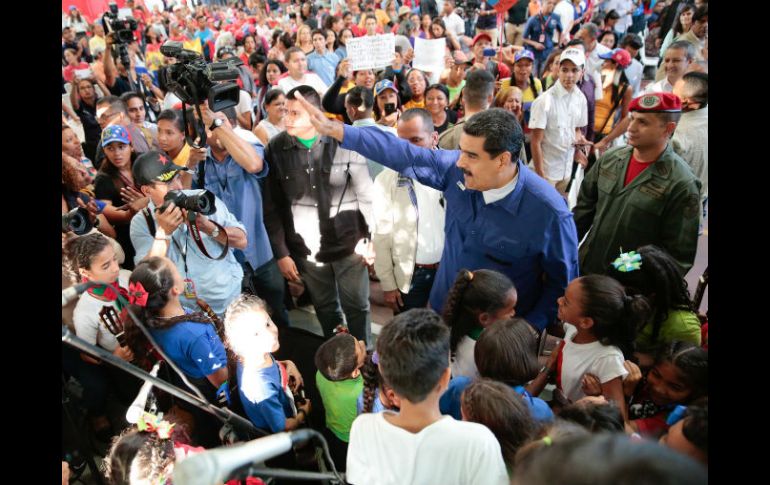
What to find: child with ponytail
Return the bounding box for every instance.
[442,269,518,378]
[123,256,228,447]
[358,350,401,415]
[545,274,651,420]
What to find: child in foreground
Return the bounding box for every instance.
[314,332,368,470]
[346,308,509,485]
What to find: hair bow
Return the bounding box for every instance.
[612,250,642,272]
[128,282,149,307]
[372,351,379,365]
[137,412,175,439]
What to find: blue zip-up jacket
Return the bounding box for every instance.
[340,125,579,330]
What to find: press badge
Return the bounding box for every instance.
[539,34,545,43]
[184,278,198,299]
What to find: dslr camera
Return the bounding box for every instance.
[159,41,241,112]
[159,190,217,216]
[62,207,93,236]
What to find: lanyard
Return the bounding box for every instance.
[539,14,552,32]
[170,230,190,275]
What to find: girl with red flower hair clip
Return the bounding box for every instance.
[123,255,229,448]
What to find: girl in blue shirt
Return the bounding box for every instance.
[124,256,229,446]
[440,317,555,423]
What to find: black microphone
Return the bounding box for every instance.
[61,281,100,307]
[172,429,316,485]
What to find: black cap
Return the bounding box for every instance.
[132,150,189,187]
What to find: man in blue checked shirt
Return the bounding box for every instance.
[293,94,579,331]
[189,103,290,327]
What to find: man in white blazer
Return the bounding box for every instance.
[372,108,446,313]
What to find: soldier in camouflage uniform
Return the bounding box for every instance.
[574,92,701,276]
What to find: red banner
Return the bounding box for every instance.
[62,0,138,24]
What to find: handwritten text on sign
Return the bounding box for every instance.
[346,34,396,71]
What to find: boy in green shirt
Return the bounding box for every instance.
[314,332,367,470]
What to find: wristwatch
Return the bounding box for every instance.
[209,118,224,131]
[210,225,220,238]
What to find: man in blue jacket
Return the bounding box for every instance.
[293,94,579,330]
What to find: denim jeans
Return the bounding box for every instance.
[298,253,371,344]
[242,258,289,328]
[399,266,437,312]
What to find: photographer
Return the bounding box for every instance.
[188,102,290,328]
[104,29,141,96]
[129,151,248,317]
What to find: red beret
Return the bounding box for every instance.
[629,92,682,113]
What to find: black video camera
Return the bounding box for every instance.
[159,190,217,216]
[102,2,138,68]
[159,41,241,112]
[62,207,93,236]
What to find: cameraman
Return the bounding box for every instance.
[185,103,290,327]
[129,151,248,317]
[103,28,140,96]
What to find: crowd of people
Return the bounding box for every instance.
[61,0,708,484]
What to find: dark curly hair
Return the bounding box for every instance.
[103,424,181,485]
[64,232,112,280]
[609,245,694,349]
[442,269,516,354]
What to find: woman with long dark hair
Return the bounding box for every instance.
[254,59,287,122]
[659,3,696,58]
[94,125,149,269]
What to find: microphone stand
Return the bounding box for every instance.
[242,467,345,482]
[61,326,259,436]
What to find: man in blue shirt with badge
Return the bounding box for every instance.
[191,104,289,327]
[292,94,579,331]
[523,0,564,75]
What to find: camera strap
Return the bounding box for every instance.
[186,212,229,260]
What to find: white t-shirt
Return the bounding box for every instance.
[443,12,466,38]
[276,73,328,96]
[554,1,576,38]
[559,323,628,402]
[347,412,509,485]
[529,80,588,181]
[450,335,479,379]
[73,269,132,352]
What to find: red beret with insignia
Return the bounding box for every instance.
[630,92,682,113]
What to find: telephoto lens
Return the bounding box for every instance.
[62,207,93,235]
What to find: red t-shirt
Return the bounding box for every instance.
[624,154,655,186]
[63,62,91,83]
